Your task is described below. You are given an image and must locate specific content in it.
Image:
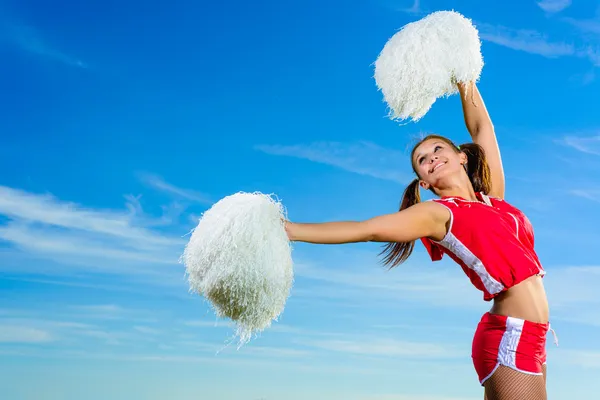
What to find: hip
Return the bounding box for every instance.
[490,274,549,324]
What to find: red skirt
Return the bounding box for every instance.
[472,312,554,385]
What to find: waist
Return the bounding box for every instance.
[490,275,549,324]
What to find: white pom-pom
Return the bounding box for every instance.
[374,10,484,122]
[181,192,294,346]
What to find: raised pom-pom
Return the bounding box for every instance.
[374,10,484,122]
[181,192,294,346]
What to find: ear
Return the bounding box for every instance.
[419,180,430,190]
[459,152,468,166]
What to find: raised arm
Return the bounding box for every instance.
[457,81,505,199]
[285,201,450,245]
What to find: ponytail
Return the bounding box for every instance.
[458,143,492,195]
[379,178,421,268]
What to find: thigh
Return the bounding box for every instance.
[484,365,547,400]
[543,363,547,384]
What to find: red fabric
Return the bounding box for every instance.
[472,312,549,385]
[420,192,545,301]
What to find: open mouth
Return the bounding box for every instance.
[431,162,446,173]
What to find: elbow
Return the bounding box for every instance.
[365,228,390,243]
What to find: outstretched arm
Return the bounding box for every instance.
[285,201,450,244]
[457,81,505,199]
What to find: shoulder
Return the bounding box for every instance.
[408,201,452,241]
[388,200,452,230]
[410,199,453,217]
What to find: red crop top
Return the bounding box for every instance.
[421,192,545,301]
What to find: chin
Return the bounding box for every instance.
[431,168,461,184]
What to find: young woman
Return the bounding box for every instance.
[284,82,553,400]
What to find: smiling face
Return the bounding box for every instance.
[411,137,468,192]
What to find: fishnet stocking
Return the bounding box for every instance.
[483,365,547,400]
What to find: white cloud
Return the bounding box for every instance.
[0,307,161,347]
[560,350,600,368]
[133,326,161,335]
[255,141,410,183]
[477,23,575,57]
[476,20,600,68]
[124,194,187,228]
[0,186,179,247]
[0,347,388,376]
[570,189,600,203]
[72,304,125,314]
[137,172,213,204]
[299,337,462,359]
[0,222,175,266]
[564,17,600,35]
[0,325,54,343]
[292,255,600,331]
[293,260,485,311]
[0,274,182,297]
[233,344,312,358]
[183,319,233,328]
[579,47,600,67]
[536,0,572,13]
[562,135,600,155]
[400,0,421,14]
[542,266,600,331]
[0,184,186,276]
[1,22,87,68]
[360,396,479,400]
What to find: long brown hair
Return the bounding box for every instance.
[379,134,491,268]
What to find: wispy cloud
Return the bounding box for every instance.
[477,20,600,68]
[124,194,187,228]
[294,260,484,310]
[69,304,134,320]
[137,172,213,204]
[0,185,185,276]
[0,186,177,246]
[536,0,572,14]
[564,17,600,35]
[255,141,410,183]
[536,264,600,310]
[0,325,54,343]
[360,395,480,400]
[560,350,600,368]
[570,189,600,203]
[477,23,575,57]
[400,0,421,14]
[578,47,600,67]
[299,337,461,359]
[0,274,184,297]
[133,326,161,335]
[293,256,600,330]
[0,304,165,348]
[1,21,87,68]
[562,135,600,155]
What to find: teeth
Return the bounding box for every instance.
[433,162,445,172]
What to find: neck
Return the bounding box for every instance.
[439,188,478,201]
[434,176,478,201]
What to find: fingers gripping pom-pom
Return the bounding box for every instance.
[374,10,484,122]
[181,192,294,347]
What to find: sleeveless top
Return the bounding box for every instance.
[420,192,545,301]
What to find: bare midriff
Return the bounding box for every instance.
[490,274,550,324]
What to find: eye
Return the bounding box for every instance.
[434,145,442,152]
[418,156,425,164]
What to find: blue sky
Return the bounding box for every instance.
[1,0,599,398]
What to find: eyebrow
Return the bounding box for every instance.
[414,141,444,161]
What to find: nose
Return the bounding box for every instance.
[427,154,438,163]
